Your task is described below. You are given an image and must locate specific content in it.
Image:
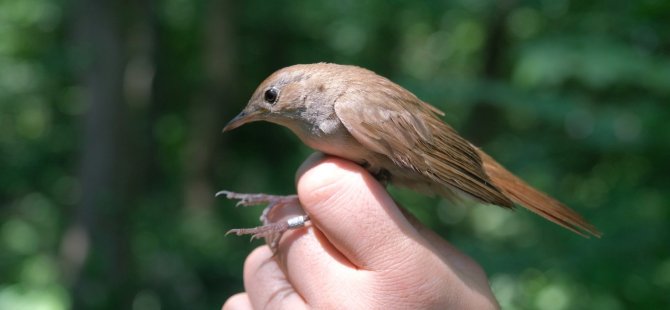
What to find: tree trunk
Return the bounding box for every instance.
[60,0,134,308]
[463,2,513,145]
[183,0,237,211]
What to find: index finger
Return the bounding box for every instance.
[295,154,432,270]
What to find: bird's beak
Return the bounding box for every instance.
[223,109,263,132]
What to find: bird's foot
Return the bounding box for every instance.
[217,191,308,251]
[215,190,298,207]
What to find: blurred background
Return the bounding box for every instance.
[1,0,668,309]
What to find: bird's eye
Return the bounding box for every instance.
[264,87,279,104]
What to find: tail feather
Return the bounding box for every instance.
[478,150,602,238]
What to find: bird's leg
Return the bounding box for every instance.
[372,168,392,185]
[216,190,309,251]
[360,160,392,186]
[215,190,298,207]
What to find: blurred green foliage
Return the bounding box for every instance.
[1,0,668,309]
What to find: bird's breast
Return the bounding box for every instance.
[300,125,373,165]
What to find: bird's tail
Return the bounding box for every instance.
[478,150,602,238]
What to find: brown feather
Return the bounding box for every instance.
[334,74,514,208]
[477,150,602,237]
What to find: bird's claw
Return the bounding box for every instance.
[215,190,299,208]
[218,190,307,252]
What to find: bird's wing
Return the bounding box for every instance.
[334,90,513,207]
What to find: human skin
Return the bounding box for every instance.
[222,153,499,309]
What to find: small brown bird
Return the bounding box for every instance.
[222,63,600,241]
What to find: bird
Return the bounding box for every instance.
[220,63,601,243]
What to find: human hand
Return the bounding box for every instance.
[223,153,499,309]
